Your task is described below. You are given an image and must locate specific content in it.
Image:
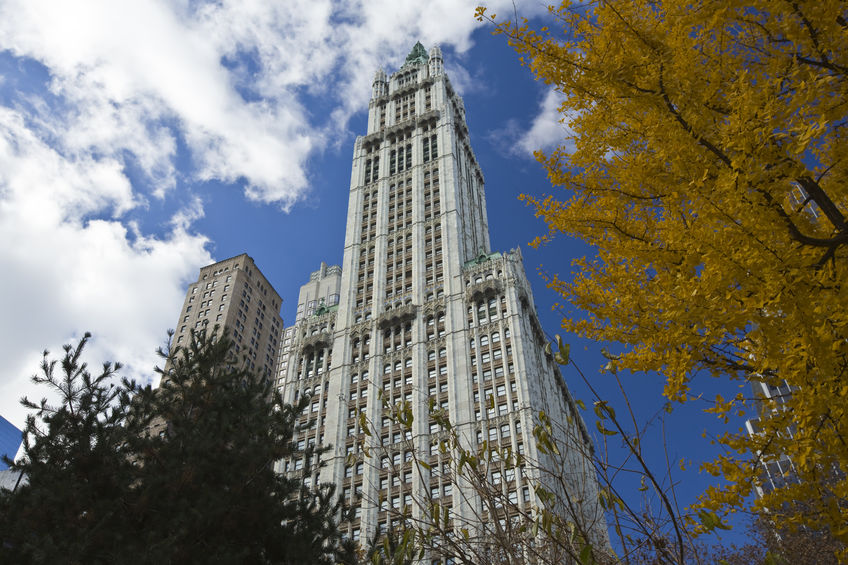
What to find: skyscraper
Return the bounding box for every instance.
[170,253,283,379]
[275,43,604,558]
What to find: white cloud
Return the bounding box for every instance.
[0,106,211,428]
[515,89,578,157]
[0,0,542,205]
[0,0,316,207]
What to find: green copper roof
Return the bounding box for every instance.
[464,251,502,268]
[314,304,338,317]
[401,41,428,69]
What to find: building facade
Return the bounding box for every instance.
[275,43,605,558]
[170,253,283,378]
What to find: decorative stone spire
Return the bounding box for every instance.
[428,44,443,77]
[371,67,387,98]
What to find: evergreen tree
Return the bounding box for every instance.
[0,333,140,563]
[0,330,353,564]
[128,329,351,564]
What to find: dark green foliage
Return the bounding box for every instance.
[0,330,352,565]
[0,333,139,563]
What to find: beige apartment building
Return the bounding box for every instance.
[170,253,282,379]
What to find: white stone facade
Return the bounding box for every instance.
[275,44,605,558]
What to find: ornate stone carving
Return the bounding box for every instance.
[302,332,332,353]
[377,303,418,329]
[466,278,503,302]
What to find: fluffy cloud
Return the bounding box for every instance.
[0,0,540,201]
[0,106,211,427]
[515,89,577,157]
[485,89,577,159]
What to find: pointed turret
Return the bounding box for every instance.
[428,45,443,77]
[371,67,387,98]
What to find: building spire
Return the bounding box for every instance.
[371,67,388,98]
[402,41,428,68]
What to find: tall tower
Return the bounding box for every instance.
[276,43,604,556]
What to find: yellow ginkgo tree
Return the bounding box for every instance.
[478,0,848,542]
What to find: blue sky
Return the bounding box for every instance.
[0,0,750,544]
